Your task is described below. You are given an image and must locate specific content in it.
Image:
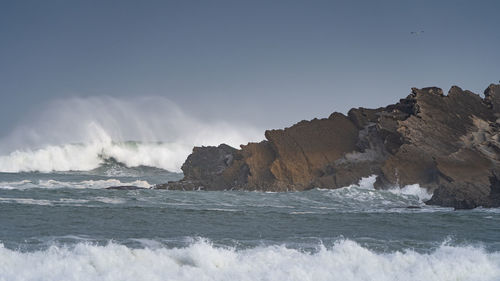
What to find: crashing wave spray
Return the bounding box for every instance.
[0,96,263,172]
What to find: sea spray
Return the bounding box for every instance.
[0,96,263,172]
[0,141,191,173]
[322,175,433,205]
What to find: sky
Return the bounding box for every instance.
[1,0,499,140]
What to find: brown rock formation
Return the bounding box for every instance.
[158,84,500,209]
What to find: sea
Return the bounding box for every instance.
[0,96,499,281]
[1,152,499,281]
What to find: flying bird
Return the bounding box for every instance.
[410,31,425,35]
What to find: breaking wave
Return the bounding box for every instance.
[0,140,192,173]
[0,96,263,173]
[0,239,498,281]
[324,175,433,203]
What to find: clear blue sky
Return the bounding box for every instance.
[1,0,499,137]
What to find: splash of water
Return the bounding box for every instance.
[0,96,263,172]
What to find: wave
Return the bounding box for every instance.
[0,176,436,213]
[0,141,192,173]
[388,183,433,201]
[321,175,433,204]
[0,96,263,173]
[0,195,129,206]
[0,239,498,281]
[0,178,152,190]
[351,175,433,201]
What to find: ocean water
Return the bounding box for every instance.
[1,161,500,281]
[0,92,499,281]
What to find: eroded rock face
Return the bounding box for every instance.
[265,113,360,189]
[159,84,500,209]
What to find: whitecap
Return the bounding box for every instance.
[0,197,53,206]
[92,197,127,204]
[0,239,498,281]
[0,96,263,173]
[0,179,152,190]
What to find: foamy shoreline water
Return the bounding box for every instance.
[1,239,499,281]
[1,172,499,281]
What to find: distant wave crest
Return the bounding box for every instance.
[0,140,191,173]
[0,96,263,173]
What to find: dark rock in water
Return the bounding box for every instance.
[106,186,147,190]
[160,84,500,209]
[156,144,249,191]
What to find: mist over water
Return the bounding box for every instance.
[0,96,263,172]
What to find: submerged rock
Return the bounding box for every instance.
[160,84,500,209]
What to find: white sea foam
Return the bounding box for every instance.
[0,239,498,281]
[39,179,152,189]
[0,141,193,173]
[0,196,127,206]
[0,96,263,173]
[343,175,433,202]
[389,183,433,201]
[0,179,152,189]
[355,174,378,189]
[92,197,127,204]
[0,197,53,206]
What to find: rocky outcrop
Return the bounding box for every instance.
[158,84,500,209]
[156,144,248,190]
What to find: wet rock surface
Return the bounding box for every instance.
[159,84,500,209]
